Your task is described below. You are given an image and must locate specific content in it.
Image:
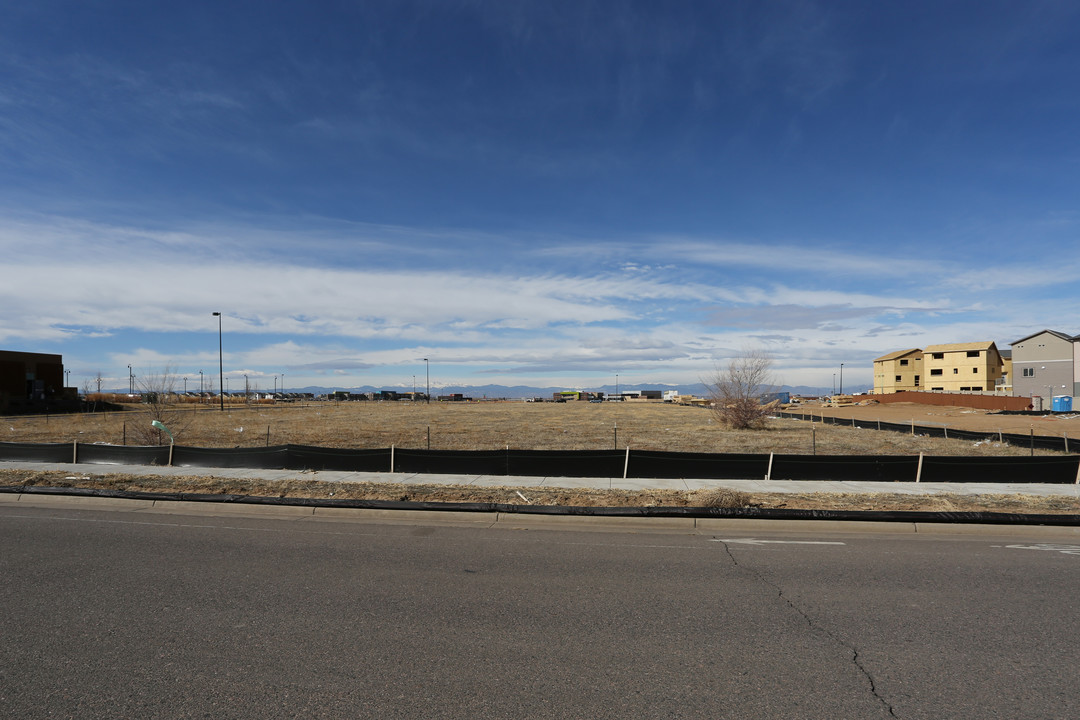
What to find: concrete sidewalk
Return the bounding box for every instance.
[4,460,1080,498]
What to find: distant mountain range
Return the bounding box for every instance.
[278,382,873,399]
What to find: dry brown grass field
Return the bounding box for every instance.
[0,399,1065,456]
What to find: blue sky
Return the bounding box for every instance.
[3,1,1079,392]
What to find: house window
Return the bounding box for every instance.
[971,386,982,391]
[899,359,909,366]
[973,367,978,373]
[966,351,980,357]
[1023,368,1035,377]
[932,352,944,359]
[953,368,959,374]
[895,375,902,382]
[930,369,943,376]
[915,375,920,386]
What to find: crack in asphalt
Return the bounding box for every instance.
[719,541,898,718]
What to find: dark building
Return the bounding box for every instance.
[0,350,66,414]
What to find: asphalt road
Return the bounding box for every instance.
[2,502,1078,719]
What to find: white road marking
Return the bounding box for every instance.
[712,538,846,546]
[1003,543,1080,556]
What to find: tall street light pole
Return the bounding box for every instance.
[423,358,430,404]
[213,312,224,411]
[839,363,844,396]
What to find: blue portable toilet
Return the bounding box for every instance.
[1053,395,1073,412]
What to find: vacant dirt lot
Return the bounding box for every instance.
[1,399,1068,456]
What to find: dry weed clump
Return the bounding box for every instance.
[691,487,754,508]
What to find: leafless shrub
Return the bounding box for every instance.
[708,348,776,430]
[129,366,189,445]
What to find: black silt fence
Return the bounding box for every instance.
[628,451,768,479]
[285,445,391,472]
[3,440,1080,483]
[173,445,291,469]
[0,441,72,463]
[771,454,920,482]
[1000,432,1068,452]
[394,449,510,476]
[507,450,627,478]
[920,456,1078,484]
[77,443,170,466]
[391,449,628,478]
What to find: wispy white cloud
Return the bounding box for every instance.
[6,208,1072,390]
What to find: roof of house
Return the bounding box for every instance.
[1009,329,1076,345]
[873,348,922,362]
[923,341,998,353]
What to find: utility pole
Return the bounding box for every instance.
[213,312,224,411]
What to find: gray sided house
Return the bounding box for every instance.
[1009,330,1077,404]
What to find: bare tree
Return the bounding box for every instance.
[82,380,96,413]
[708,348,777,430]
[130,366,189,445]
